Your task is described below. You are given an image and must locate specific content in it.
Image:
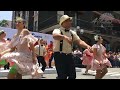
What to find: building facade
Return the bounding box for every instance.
[12,11,63,32]
[12,11,120,52]
[12,11,34,31]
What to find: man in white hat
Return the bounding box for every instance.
[52,15,92,79]
[34,38,47,72]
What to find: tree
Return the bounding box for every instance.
[0,20,9,27]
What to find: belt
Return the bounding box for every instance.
[37,56,44,57]
[55,52,72,55]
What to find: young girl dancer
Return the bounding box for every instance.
[92,35,112,79]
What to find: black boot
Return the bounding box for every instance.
[4,63,10,70]
[7,63,10,69]
[4,64,7,70]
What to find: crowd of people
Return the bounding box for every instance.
[73,49,120,68]
[0,15,119,79]
[107,51,120,67]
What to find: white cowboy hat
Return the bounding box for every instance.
[59,15,72,25]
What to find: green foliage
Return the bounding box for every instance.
[0,20,9,27]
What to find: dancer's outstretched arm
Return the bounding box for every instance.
[0,47,16,56]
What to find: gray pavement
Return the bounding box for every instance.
[0,67,120,79]
[41,68,120,79]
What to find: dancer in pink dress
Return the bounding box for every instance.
[82,49,93,75]
[0,30,10,69]
[0,17,41,79]
[92,35,112,79]
[0,30,10,53]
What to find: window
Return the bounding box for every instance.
[34,21,38,31]
[18,12,20,17]
[34,11,38,16]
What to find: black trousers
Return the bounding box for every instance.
[37,56,47,72]
[49,53,54,67]
[54,52,76,79]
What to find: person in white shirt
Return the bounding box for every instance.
[34,38,47,72]
[53,15,92,79]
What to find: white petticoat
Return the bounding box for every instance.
[1,52,43,79]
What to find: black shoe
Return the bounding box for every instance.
[56,76,59,79]
[49,67,53,68]
[41,75,46,78]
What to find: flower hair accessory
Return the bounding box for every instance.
[94,35,99,41]
[0,30,5,35]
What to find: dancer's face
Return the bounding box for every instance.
[98,36,103,43]
[0,31,6,38]
[15,21,24,29]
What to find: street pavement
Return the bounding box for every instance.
[0,67,120,79]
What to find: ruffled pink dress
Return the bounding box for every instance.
[0,34,42,76]
[0,40,11,65]
[92,44,112,70]
[82,49,93,66]
[0,39,10,53]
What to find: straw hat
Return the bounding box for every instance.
[59,15,72,25]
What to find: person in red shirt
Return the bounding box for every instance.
[48,41,54,68]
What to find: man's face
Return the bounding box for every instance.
[40,39,44,44]
[62,19,72,29]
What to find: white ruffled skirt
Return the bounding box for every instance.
[1,52,43,78]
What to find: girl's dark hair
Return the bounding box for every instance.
[23,21,26,28]
[0,30,5,35]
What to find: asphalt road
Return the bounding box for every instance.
[41,68,120,79]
